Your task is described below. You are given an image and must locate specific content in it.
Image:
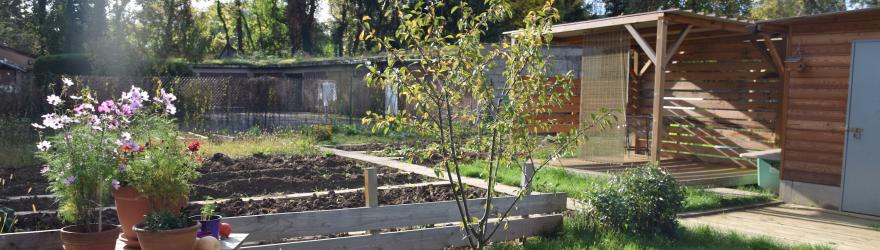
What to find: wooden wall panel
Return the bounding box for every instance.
[779,17,880,187]
[637,34,783,167]
[529,79,581,133]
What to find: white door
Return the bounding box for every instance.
[842,40,880,216]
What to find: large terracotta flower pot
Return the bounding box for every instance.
[59,224,121,250]
[113,186,151,248]
[133,222,200,250]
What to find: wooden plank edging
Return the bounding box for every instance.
[227,193,567,242]
[242,215,563,250]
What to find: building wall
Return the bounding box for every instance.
[776,11,880,208]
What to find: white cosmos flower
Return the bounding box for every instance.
[121,132,132,141]
[31,123,45,129]
[37,141,51,151]
[62,77,74,86]
[47,95,63,106]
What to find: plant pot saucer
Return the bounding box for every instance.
[117,233,140,248]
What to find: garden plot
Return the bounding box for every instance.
[2,152,465,233]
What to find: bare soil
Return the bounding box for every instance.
[12,185,485,232]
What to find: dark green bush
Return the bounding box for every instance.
[586,165,684,236]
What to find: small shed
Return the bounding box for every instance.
[0,45,36,115]
[511,9,787,187]
[760,8,880,214]
[519,8,880,215]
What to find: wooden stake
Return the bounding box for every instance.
[650,17,668,163]
[364,167,379,235]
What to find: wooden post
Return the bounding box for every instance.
[519,162,535,244]
[364,167,379,234]
[650,17,668,163]
[521,162,535,195]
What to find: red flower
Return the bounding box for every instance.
[188,141,200,152]
[122,145,132,152]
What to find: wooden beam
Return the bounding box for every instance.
[664,25,692,66]
[761,33,785,74]
[625,24,657,64]
[639,61,653,76]
[651,17,669,163]
[666,15,749,33]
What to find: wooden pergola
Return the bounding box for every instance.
[510,9,788,165]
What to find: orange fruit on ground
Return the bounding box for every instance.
[219,223,232,238]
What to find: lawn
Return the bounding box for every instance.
[491,212,831,250]
[454,161,774,212]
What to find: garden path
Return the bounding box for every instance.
[321,147,586,210]
[681,204,880,249]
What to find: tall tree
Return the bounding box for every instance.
[285,0,318,56]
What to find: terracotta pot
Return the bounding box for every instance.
[59,224,121,250]
[113,186,151,248]
[133,222,200,250]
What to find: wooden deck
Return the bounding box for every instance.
[682,204,880,250]
[549,157,757,187]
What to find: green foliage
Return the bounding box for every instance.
[0,116,40,167]
[585,165,685,236]
[140,210,195,231]
[303,124,334,141]
[200,196,218,221]
[33,54,92,87]
[147,59,195,76]
[123,115,201,212]
[683,185,774,212]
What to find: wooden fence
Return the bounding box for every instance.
[0,169,566,250]
[638,35,783,167]
[529,79,581,134]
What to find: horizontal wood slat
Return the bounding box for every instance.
[642,81,780,91]
[0,194,567,249]
[781,169,841,187]
[638,108,778,121]
[229,193,567,242]
[641,99,779,110]
[243,215,563,250]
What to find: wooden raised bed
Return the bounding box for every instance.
[0,168,566,249]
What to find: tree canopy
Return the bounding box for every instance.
[0,0,875,67]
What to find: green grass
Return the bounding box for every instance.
[0,116,40,167]
[455,161,774,212]
[684,186,775,212]
[490,213,831,250]
[455,161,603,201]
[201,131,323,158]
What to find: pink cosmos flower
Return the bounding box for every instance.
[64,175,76,185]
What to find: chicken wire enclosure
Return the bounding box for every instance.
[578,29,630,163]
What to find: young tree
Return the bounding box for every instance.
[361,0,614,248]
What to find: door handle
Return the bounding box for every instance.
[848,127,864,139]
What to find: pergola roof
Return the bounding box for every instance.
[504,9,785,39]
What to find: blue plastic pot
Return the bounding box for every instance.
[190,215,222,239]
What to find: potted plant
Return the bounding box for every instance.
[33,79,123,249]
[96,86,202,247]
[191,196,222,239]
[119,97,201,249]
[133,210,200,250]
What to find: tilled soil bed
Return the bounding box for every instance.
[193,153,429,198]
[12,184,487,232]
[183,184,486,216]
[1,153,430,201]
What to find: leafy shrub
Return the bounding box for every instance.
[140,210,194,231]
[304,124,333,141]
[585,165,684,236]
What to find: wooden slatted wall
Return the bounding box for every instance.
[779,12,880,186]
[530,79,581,133]
[638,35,783,167]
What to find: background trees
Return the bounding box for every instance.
[0,0,876,65]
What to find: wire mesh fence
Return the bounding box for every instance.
[6,74,384,133]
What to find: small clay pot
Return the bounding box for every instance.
[190,215,223,239]
[113,186,151,248]
[133,221,200,250]
[59,224,121,250]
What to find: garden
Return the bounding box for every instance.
[0,1,836,250]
